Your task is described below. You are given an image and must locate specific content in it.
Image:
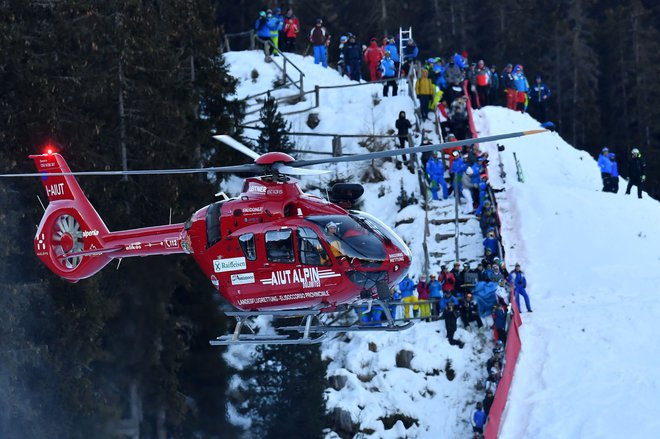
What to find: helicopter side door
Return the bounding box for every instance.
[256,228,300,302]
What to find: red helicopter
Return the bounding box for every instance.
[2,130,543,344]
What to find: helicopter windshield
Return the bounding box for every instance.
[306,215,387,261]
[349,210,412,260]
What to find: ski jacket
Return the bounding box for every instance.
[429,280,442,298]
[309,26,329,46]
[283,16,300,38]
[402,43,418,61]
[416,281,430,300]
[440,294,459,311]
[364,41,383,64]
[342,42,362,62]
[451,156,467,175]
[415,69,435,96]
[444,63,463,85]
[512,72,528,92]
[255,17,276,38]
[476,67,490,86]
[441,272,456,292]
[490,69,500,90]
[399,277,415,298]
[628,156,646,179]
[495,285,509,303]
[494,308,507,330]
[509,270,526,292]
[472,409,487,428]
[453,53,465,69]
[271,14,284,36]
[530,83,551,103]
[598,153,612,174]
[610,159,619,178]
[384,43,399,62]
[426,157,445,179]
[396,116,412,135]
[483,237,499,255]
[379,57,396,78]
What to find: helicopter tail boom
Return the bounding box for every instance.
[30,153,185,282]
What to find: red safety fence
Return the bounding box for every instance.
[484,287,523,438]
[462,80,480,151]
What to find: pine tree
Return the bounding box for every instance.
[257,94,294,154]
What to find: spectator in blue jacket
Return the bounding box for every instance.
[608,153,619,193]
[428,274,443,317]
[271,8,284,55]
[448,152,468,201]
[390,288,402,319]
[440,289,459,312]
[494,302,508,345]
[508,263,532,312]
[401,39,418,76]
[529,74,551,122]
[379,51,398,97]
[472,402,487,433]
[255,11,277,56]
[598,147,612,192]
[483,230,499,257]
[342,33,362,81]
[399,274,416,319]
[426,151,448,200]
[512,65,529,112]
[384,37,399,72]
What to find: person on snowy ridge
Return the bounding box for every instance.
[625,147,646,199]
[255,11,277,56]
[512,64,529,112]
[363,37,383,81]
[384,37,399,74]
[401,38,419,77]
[608,153,619,193]
[342,33,362,81]
[309,18,330,68]
[508,263,532,312]
[597,146,612,192]
[428,274,443,317]
[529,74,551,122]
[416,275,431,320]
[379,51,398,96]
[282,8,300,53]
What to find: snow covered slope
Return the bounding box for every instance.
[474,107,660,438]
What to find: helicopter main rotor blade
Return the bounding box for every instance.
[0,163,264,178]
[213,135,261,160]
[291,129,547,168]
[274,164,331,176]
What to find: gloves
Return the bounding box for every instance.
[641,175,646,182]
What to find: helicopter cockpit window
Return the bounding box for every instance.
[305,215,387,262]
[297,227,330,266]
[238,233,257,261]
[265,229,295,263]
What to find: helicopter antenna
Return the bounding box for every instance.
[36,195,46,212]
[169,208,172,225]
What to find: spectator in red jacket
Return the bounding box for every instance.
[440,265,456,295]
[363,37,383,82]
[282,8,300,53]
[416,275,431,320]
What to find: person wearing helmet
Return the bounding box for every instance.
[608,153,619,193]
[597,147,612,192]
[625,148,646,198]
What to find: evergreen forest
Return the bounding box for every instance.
[1,1,659,438]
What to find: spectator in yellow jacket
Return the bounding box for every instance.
[416,69,435,120]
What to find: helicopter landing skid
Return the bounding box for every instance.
[209,300,414,346]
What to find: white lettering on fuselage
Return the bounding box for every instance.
[261,267,321,289]
[82,230,99,238]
